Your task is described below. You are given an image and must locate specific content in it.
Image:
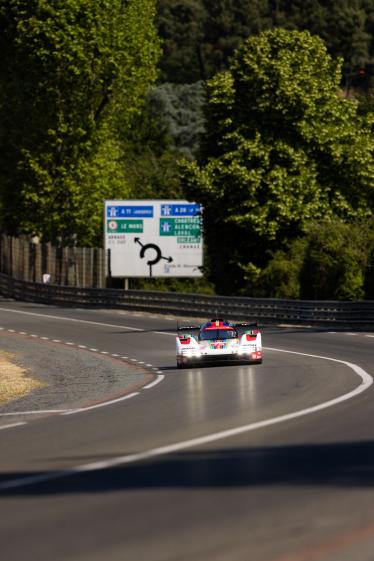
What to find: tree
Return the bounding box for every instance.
[120,90,184,201]
[157,0,208,83]
[183,28,374,294]
[253,220,374,300]
[157,0,271,83]
[275,0,373,93]
[0,0,160,245]
[200,0,271,79]
[148,82,206,158]
[157,1,374,89]
[299,220,373,300]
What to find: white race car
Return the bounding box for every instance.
[176,319,262,368]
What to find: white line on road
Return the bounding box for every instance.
[62,392,140,416]
[0,409,69,417]
[0,422,26,430]
[0,307,144,332]
[0,348,371,491]
[143,375,165,389]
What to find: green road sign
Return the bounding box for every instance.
[107,219,144,234]
[160,217,201,241]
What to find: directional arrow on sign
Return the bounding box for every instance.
[134,238,173,276]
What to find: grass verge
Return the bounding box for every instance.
[0,351,45,405]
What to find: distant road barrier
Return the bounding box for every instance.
[1,272,374,327]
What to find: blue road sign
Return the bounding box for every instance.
[161,204,201,217]
[107,205,154,218]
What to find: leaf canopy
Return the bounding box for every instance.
[0,0,160,244]
[183,28,374,294]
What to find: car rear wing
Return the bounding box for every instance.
[177,326,200,332]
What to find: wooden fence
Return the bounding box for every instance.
[0,234,106,288]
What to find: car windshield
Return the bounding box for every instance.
[200,329,237,341]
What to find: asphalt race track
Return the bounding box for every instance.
[0,299,374,561]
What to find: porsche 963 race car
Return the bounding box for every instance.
[176,319,262,368]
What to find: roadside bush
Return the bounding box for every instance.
[300,220,373,300]
[245,220,374,301]
[250,238,307,299]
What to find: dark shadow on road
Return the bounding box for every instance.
[3,440,374,496]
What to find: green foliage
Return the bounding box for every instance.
[149,82,206,158]
[157,0,208,83]
[357,81,374,121]
[199,0,271,78]
[251,238,308,299]
[0,0,160,245]
[200,210,374,303]
[157,0,270,83]
[270,0,373,82]
[121,93,184,201]
[243,219,374,300]
[156,1,373,187]
[300,220,373,300]
[157,0,374,89]
[119,82,207,203]
[183,28,374,295]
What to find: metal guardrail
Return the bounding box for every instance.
[1,272,374,327]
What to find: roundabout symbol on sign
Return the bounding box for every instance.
[134,238,173,277]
